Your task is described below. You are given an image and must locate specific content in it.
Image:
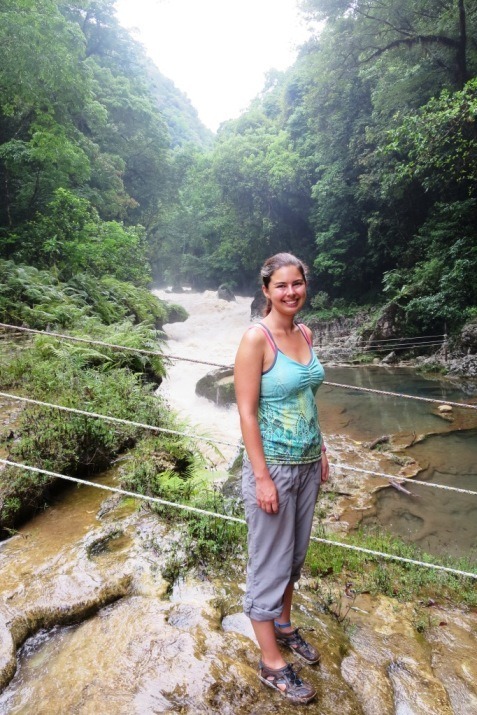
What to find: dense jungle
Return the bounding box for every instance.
[1,2,477,712]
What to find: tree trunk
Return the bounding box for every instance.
[456,0,468,88]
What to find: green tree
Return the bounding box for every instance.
[11,188,150,284]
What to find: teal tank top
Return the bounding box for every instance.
[256,323,325,464]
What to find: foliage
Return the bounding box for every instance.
[2,0,477,330]
[149,0,477,328]
[120,439,247,570]
[0,0,210,269]
[0,259,186,332]
[306,528,477,607]
[0,258,189,535]
[0,335,173,535]
[9,189,151,284]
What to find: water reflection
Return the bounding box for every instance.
[369,429,477,559]
[319,366,476,441]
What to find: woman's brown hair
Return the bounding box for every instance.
[260,253,308,316]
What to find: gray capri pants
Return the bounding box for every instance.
[242,458,322,621]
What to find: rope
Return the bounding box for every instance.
[359,334,446,344]
[360,341,445,352]
[1,458,475,580]
[0,391,237,449]
[1,390,476,496]
[0,322,225,368]
[308,536,477,579]
[333,462,477,496]
[0,459,245,524]
[323,381,477,410]
[1,322,476,409]
[3,386,475,498]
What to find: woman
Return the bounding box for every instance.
[234,253,328,705]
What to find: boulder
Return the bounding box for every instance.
[382,351,398,365]
[365,301,405,344]
[460,320,477,354]
[437,404,453,413]
[217,284,235,302]
[251,290,266,319]
[447,354,477,378]
[195,367,235,405]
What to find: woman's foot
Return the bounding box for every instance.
[274,623,321,665]
[258,661,316,704]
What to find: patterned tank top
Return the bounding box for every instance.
[254,323,325,464]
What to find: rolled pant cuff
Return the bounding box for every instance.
[244,601,283,622]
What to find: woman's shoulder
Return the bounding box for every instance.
[242,323,268,341]
[237,323,268,351]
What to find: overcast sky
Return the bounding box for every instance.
[114,0,312,131]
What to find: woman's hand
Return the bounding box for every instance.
[321,452,329,483]
[256,474,279,514]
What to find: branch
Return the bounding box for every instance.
[362,34,460,63]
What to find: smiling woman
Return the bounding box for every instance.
[114,0,310,131]
[234,252,328,704]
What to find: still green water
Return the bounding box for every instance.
[319,366,477,559]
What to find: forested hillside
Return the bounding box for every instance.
[1,0,477,337]
[0,0,211,288]
[156,0,477,336]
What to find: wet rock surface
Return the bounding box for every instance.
[1,474,477,714]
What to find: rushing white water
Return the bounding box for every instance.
[153,289,253,467]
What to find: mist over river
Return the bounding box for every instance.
[155,289,477,561]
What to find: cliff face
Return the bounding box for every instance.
[306,308,477,377]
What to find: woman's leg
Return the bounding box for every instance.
[242,462,297,623]
[251,620,287,669]
[274,582,294,632]
[291,460,322,582]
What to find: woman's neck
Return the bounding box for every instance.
[263,311,296,336]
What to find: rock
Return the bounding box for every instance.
[195,367,235,405]
[382,351,398,365]
[447,354,477,378]
[460,319,477,354]
[217,284,235,302]
[365,301,405,344]
[438,404,453,413]
[250,290,266,319]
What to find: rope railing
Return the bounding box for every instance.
[359,341,445,352]
[332,462,477,497]
[1,458,476,580]
[323,381,477,410]
[362,334,446,344]
[1,322,476,409]
[0,322,225,368]
[0,391,237,448]
[1,390,476,497]
[1,322,476,578]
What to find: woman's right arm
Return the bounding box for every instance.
[234,329,279,514]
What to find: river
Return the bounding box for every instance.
[155,289,477,562]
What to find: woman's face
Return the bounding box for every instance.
[263,264,307,315]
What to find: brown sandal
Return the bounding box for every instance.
[258,661,316,704]
[274,624,321,665]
